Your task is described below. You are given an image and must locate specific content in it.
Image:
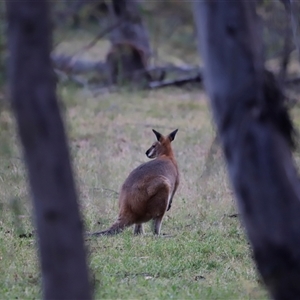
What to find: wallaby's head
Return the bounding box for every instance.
[146,129,178,159]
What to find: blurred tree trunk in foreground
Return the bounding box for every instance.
[193,1,300,299]
[5,1,91,299]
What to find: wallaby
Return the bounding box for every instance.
[91,129,179,236]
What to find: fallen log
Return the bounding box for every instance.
[51,54,108,74]
[52,54,203,88]
[148,73,202,89]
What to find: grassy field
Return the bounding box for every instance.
[0,83,272,299]
[4,24,300,299]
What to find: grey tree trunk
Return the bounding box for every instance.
[281,0,300,61]
[5,1,91,299]
[193,1,300,299]
[107,0,152,86]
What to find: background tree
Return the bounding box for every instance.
[51,0,153,87]
[106,0,152,86]
[193,1,300,299]
[5,1,91,299]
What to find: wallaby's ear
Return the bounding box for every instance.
[168,129,178,142]
[152,129,162,141]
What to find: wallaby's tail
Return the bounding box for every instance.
[87,219,128,237]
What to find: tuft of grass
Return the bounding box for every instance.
[0,85,273,299]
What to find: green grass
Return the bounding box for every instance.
[0,85,272,299]
[3,12,300,299]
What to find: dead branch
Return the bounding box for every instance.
[148,74,202,89]
[285,76,300,84]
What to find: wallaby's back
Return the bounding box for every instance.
[90,129,179,236]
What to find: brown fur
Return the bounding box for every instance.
[90,129,179,236]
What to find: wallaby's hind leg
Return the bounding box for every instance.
[152,216,164,235]
[134,224,144,235]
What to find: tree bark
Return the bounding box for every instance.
[281,0,300,62]
[106,0,152,86]
[193,1,300,299]
[6,1,91,299]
